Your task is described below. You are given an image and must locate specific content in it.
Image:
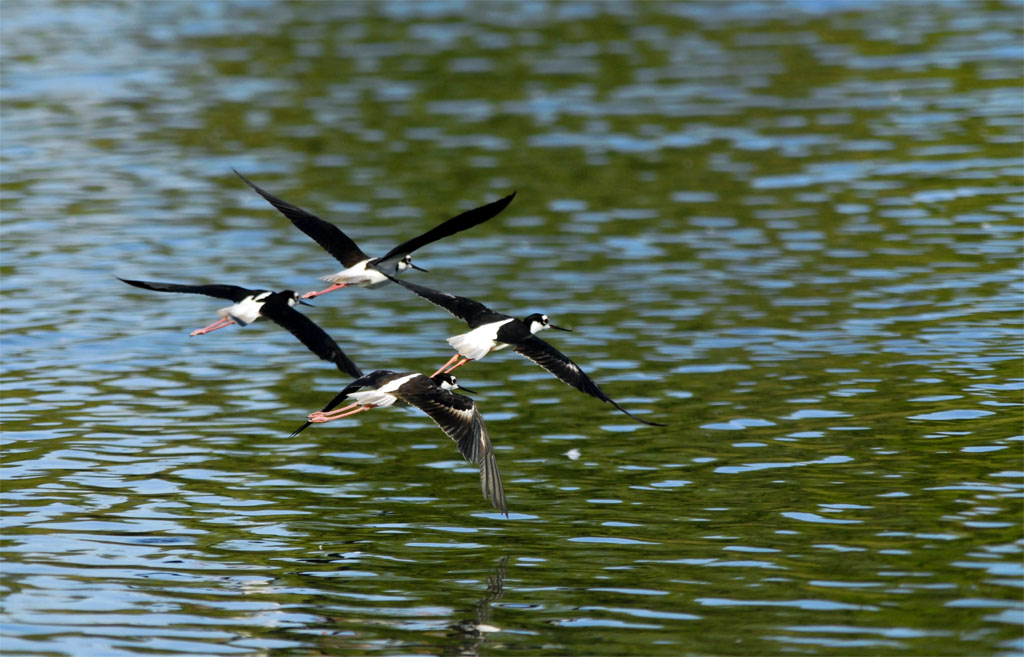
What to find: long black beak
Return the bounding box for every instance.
[299,299,315,307]
[410,262,429,272]
[457,384,477,394]
[549,323,572,332]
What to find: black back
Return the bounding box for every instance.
[493,320,536,345]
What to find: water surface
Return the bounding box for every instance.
[2,2,1022,655]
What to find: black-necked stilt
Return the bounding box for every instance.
[117,277,363,378]
[234,171,515,299]
[385,275,664,427]
[292,370,507,514]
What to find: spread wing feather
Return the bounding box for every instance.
[235,170,370,267]
[380,192,516,261]
[513,336,664,427]
[258,296,363,379]
[118,277,257,302]
[399,386,508,514]
[385,274,504,328]
[513,335,605,398]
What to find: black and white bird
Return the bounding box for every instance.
[385,275,664,427]
[235,171,515,299]
[293,370,507,514]
[117,277,363,378]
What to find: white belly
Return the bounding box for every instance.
[219,292,271,326]
[447,319,513,360]
[322,259,392,288]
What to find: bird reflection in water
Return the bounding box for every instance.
[443,555,510,657]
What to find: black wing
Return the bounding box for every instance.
[399,385,507,514]
[289,370,393,437]
[235,170,370,267]
[118,277,257,302]
[513,336,664,427]
[380,192,516,262]
[385,274,505,328]
[258,294,363,378]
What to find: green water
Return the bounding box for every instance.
[2,1,1021,655]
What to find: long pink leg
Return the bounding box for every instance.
[302,283,348,299]
[309,404,373,424]
[431,352,463,377]
[309,401,360,420]
[444,357,472,374]
[190,316,235,336]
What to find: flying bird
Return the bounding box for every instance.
[235,170,515,298]
[294,370,507,514]
[117,277,363,378]
[385,275,664,427]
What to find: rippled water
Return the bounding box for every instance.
[3,2,1022,655]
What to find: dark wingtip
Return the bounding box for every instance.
[116,275,140,291]
[628,413,666,427]
[610,400,665,427]
[233,168,259,190]
[336,359,364,379]
[116,276,150,290]
[496,191,517,209]
[289,421,312,438]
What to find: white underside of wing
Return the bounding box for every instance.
[447,318,513,360]
[322,259,393,288]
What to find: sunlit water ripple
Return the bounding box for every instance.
[2,2,1021,656]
